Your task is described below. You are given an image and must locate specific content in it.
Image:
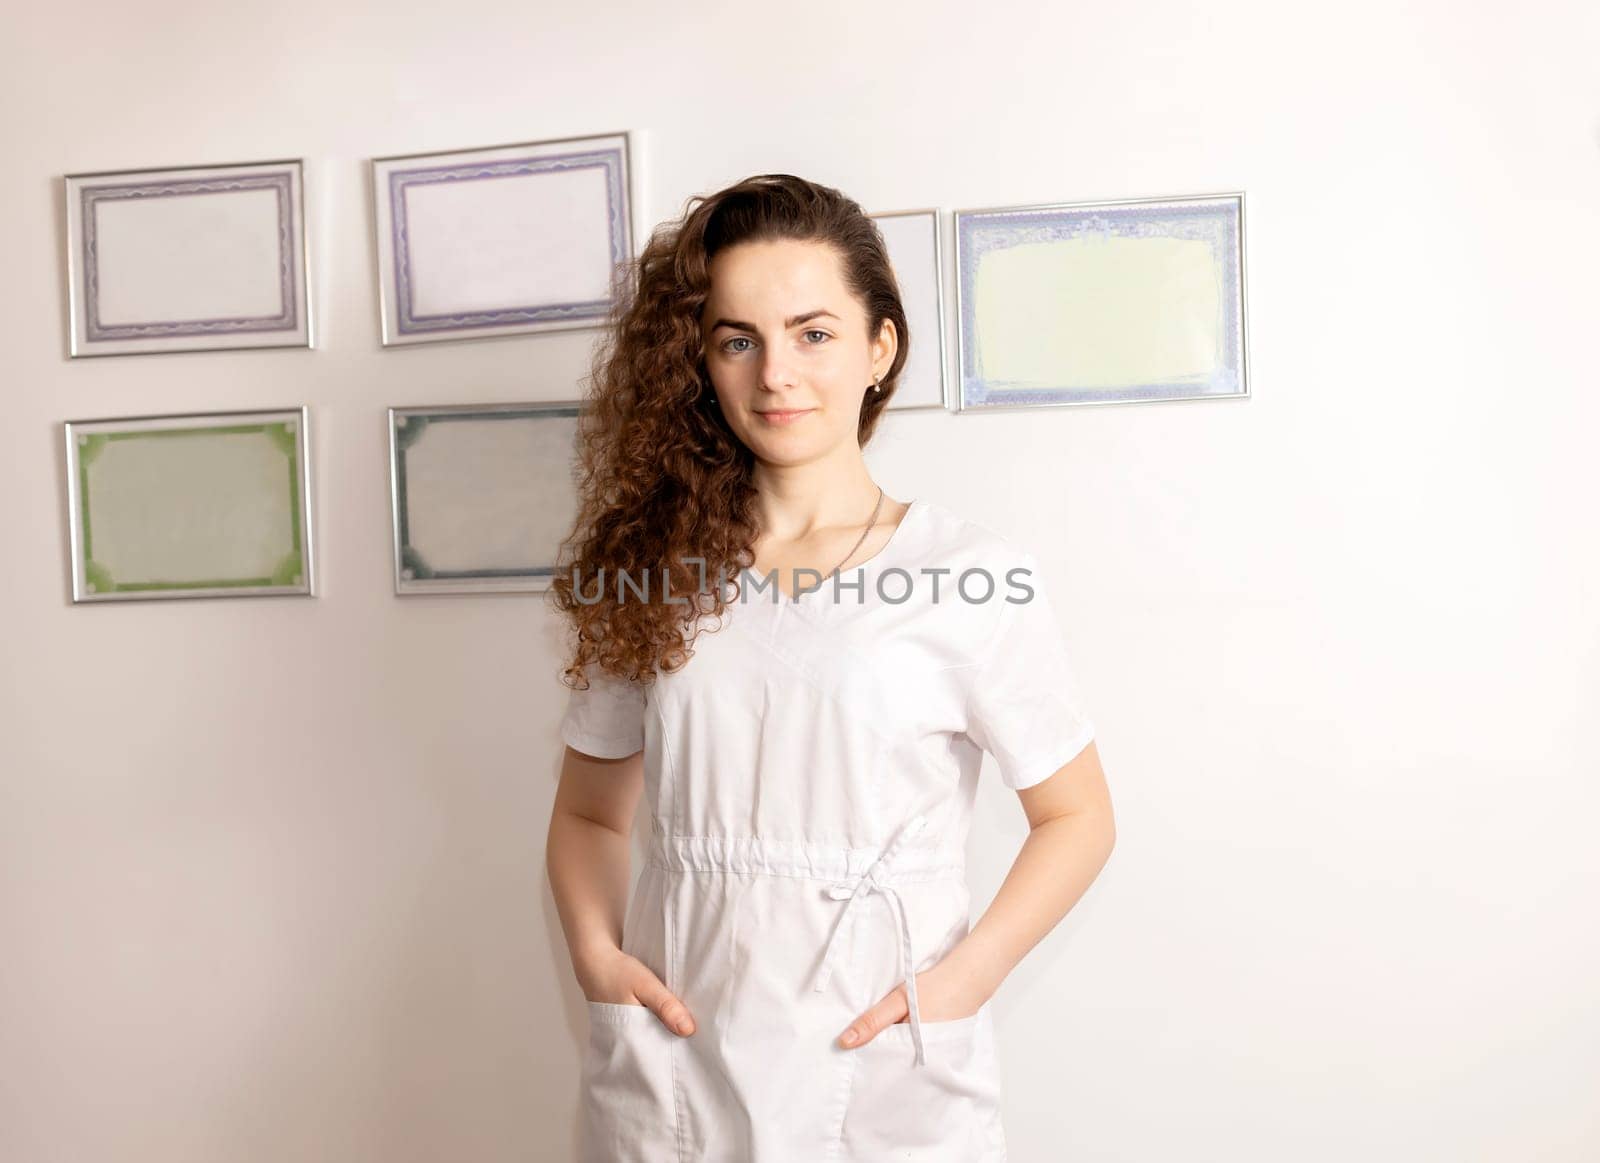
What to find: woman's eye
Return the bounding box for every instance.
[722,330,828,354]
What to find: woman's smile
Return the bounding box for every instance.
[755,407,815,426]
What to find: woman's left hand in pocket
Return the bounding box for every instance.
[835,960,990,1050]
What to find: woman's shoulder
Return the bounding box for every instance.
[893,501,1046,666]
[909,499,1041,573]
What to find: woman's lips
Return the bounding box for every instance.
[756,408,813,426]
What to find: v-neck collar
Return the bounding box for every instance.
[739,497,927,619]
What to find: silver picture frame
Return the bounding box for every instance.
[868,206,952,411]
[370,131,635,347]
[63,158,313,357]
[63,406,315,602]
[953,190,1250,411]
[388,401,583,595]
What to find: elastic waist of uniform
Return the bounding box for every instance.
[645,830,963,882]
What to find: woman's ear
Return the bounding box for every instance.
[872,318,898,378]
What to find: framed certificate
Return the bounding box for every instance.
[869,207,951,411]
[64,407,315,602]
[370,131,635,346]
[388,401,582,594]
[954,191,1249,410]
[64,159,312,357]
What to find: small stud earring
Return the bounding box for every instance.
[871,377,881,393]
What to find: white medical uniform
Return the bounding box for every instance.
[560,499,1095,1162]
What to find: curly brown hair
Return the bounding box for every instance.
[547,173,911,692]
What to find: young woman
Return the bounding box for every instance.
[546,173,1114,1161]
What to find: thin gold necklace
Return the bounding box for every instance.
[825,485,886,578]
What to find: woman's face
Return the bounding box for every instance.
[700,238,895,465]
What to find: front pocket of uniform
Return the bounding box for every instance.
[578,1001,679,1163]
[838,1002,1007,1160]
[877,1007,984,1045]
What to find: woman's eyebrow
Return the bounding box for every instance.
[710,309,839,333]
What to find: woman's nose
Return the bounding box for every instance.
[759,349,798,391]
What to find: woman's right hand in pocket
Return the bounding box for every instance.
[580,946,697,1037]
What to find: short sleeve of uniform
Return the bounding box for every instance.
[963,551,1096,790]
[559,661,647,759]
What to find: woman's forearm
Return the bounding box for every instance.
[546,807,634,992]
[941,807,1116,1001]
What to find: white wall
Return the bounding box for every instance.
[3,1,1596,1160]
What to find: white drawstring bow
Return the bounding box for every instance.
[812,814,931,1066]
